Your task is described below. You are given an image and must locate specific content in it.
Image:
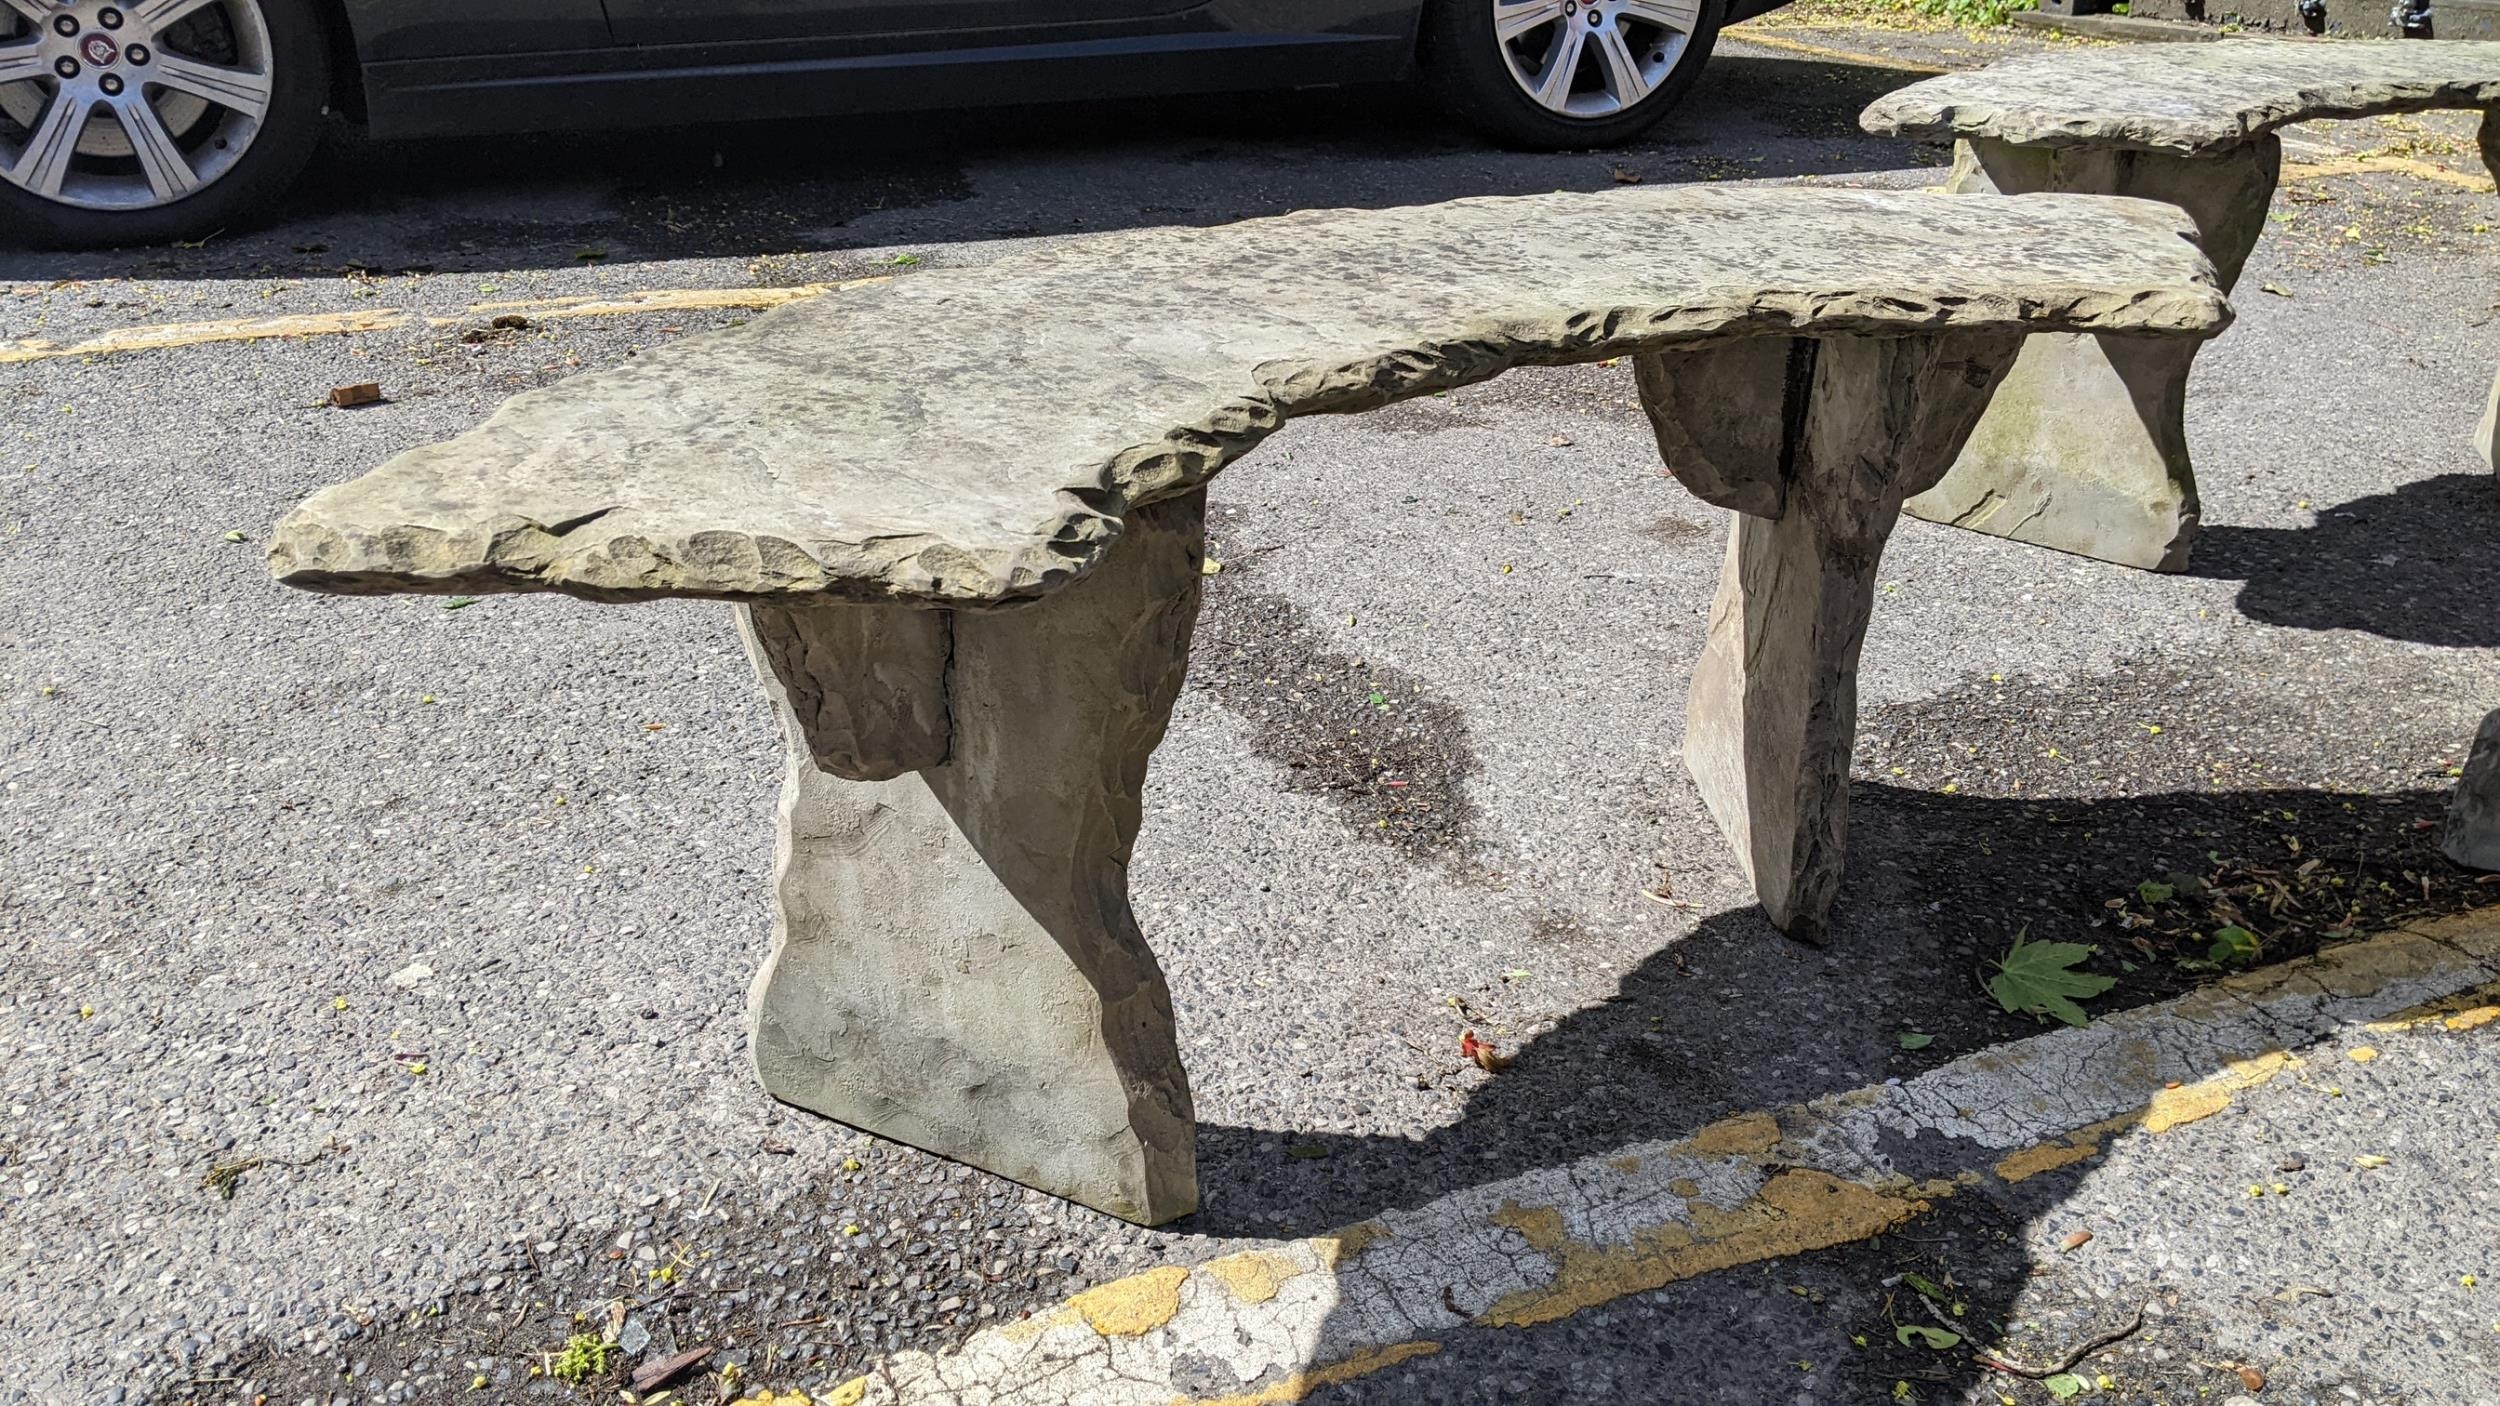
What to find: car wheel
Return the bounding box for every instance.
[1420,0,1721,151]
[0,0,330,249]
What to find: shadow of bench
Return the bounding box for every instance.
[1864,39,2500,570]
[268,185,2224,1225]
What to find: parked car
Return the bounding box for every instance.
[1,0,1784,249]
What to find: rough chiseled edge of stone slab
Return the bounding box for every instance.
[1862,39,2500,156]
[268,195,2229,611]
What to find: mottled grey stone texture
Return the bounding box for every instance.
[1862,39,2500,157]
[747,605,951,780]
[267,187,2224,611]
[2443,709,2500,872]
[269,187,2227,1223]
[740,496,1204,1225]
[1643,331,2024,937]
[1868,41,2500,569]
[2479,366,2499,474]
[1902,136,2280,571]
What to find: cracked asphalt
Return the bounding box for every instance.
[4,10,2498,1406]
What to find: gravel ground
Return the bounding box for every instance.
[4,18,2498,1406]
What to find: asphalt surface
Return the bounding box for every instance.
[4,13,2499,1406]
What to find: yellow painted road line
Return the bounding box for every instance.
[0,308,410,364]
[420,278,885,328]
[1718,28,1952,76]
[0,278,886,365]
[2283,154,2498,193]
[790,910,2499,1406]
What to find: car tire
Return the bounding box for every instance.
[0,0,332,250]
[1419,0,1722,151]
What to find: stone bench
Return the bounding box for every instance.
[1864,40,2500,570]
[268,187,2225,1224]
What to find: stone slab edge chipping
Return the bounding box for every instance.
[1863,38,2500,156]
[266,187,2226,611]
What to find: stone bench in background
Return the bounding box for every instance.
[1865,40,2500,570]
[268,187,2225,1224]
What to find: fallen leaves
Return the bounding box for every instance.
[1460,1029,1514,1073]
[629,1344,713,1392]
[1988,930,2117,1027]
[2059,1230,2094,1253]
[1896,1325,1961,1350]
[2208,924,2262,967]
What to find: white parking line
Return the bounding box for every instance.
[770,913,2498,1406]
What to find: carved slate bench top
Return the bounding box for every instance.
[1863,39,2500,157]
[268,186,2225,612]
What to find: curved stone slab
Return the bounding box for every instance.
[1863,39,2500,157]
[268,187,2225,610]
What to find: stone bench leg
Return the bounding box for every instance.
[737,492,1205,1226]
[1905,135,2280,572]
[1639,332,2022,937]
[2482,112,2500,477]
[2480,370,2498,474]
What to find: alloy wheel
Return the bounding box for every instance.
[1493,0,1702,119]
[0,0,273,210]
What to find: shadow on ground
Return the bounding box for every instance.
[1180,770,2477,1403]
[1189,772,2477,1238]
[0,54,1935,280]
[2191,472,2500,647]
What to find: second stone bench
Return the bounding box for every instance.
[1865,38,2500,569]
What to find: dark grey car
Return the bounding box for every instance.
[1,0,1788,248]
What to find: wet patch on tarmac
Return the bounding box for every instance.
[1192,561,1484,868]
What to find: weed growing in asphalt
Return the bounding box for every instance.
[548,1333,612,1383]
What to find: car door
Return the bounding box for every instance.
[349,0,615,62]
[602,0,1205,45]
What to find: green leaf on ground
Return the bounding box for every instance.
[443,597,477,611]
[1988,929,2116,1027]
[2043,1373,2087,1400]
[2208,925,2261,966]
[2135,879,2175,905]
[1895,1325,1960,1350]
[1900,1272,1949,1304]
[1898,1032,1933,1050]
[1286,1143,1329,1159]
